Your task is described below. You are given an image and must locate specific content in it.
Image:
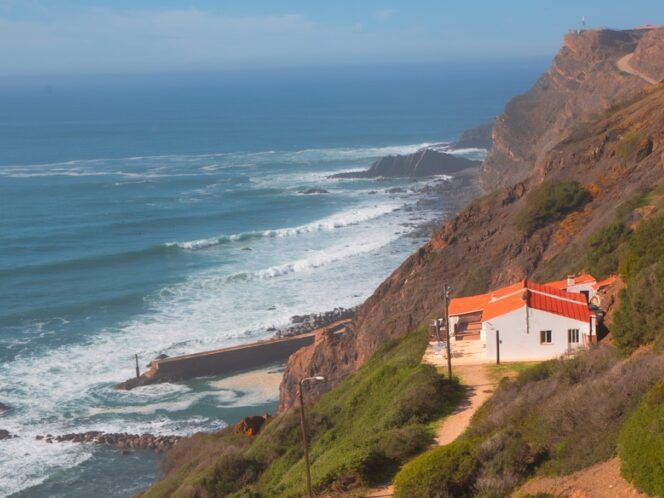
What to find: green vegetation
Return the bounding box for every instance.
[516,181,590,235]
[619,379,664,497]
[584,222,631,279]
[393,347,664,497]
[486,362,539,383]
[459,266,491,296]
[612,212,664,352]
[143,329,463,497]
[393,439,479,498]
[617,129,646,158]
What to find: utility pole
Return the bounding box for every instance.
[135,354,140,379]
[298,376,325,498]
[443,285,452,379]
[496,330,501,365]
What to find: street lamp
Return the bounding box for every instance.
[298,376,325,498]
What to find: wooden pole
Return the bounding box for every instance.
[135,354,140,379]
[299,381,314,498]
[496,330,501,365]
[444,285,452,379]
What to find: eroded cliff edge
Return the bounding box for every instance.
[279,27,664,412]
[481,27,661,191]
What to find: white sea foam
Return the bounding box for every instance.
[166,203,400,251]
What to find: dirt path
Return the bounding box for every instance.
[364,349,496,498]
[515,457,648,498]
[616,53,659,85]
[435,363,494,445]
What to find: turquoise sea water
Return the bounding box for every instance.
[0,60,547,496]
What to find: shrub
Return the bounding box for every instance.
[619,380,664,497]
[617,129,646,158]
[393,438,479,498]
[612,213,664,352]
[613,261,664,352]
[460,266,491,296]
[516,181,591,235]
[584,222,631,279]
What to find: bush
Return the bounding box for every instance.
[619,380,664,497]
[612,213,664,352]
[613,261,664,352]
[460,266,491,296]
[617,129,646,158]
[584,222,631,279]
[516,181,590,235]
[393,438,479,498]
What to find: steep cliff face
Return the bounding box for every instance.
[279,74,664,412]
[629,27,664,82]
[481,28,661,191]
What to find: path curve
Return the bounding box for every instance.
[364,351,496,498]
[616,53,659,85]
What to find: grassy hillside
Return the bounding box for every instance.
[394,346,664,497]
[141,329,462,497]
[393,202,664,497]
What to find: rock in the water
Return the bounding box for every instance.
[298,187,329,194]
[0,402,10,414]
[331,148,479,179]
[0,429,14,440]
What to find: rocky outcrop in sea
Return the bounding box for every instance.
[35,431,181,452]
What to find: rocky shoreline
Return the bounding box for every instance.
[35,431,181,452]
[272,306,358,338]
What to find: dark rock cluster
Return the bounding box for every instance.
[0,429,16,440]
[274,306,357,338]
[233,414,271,436]
[35,431,181,452]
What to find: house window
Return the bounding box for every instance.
[568,329,580,343]
[540,330,552,344]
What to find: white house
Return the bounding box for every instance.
[448,278,598,361]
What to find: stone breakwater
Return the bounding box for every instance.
[35,431,181,452]
[274,306,357,338]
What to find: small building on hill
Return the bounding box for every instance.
[449,277,599,361]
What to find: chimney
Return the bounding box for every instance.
[567,275,575,287]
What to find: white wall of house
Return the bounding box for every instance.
[484,307,590,361]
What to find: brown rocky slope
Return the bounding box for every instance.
[481,27,663,191]
[279,77,664,413]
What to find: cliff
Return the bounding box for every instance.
[481,28,663,191]
[279,38,664,411]
[332,148,480,179]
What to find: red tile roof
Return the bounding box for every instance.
[449,293,490,316]
[593,275,618,290]
[451,280,591,323]
[544,273,596,290]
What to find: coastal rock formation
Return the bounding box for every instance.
[278,30,664,412]
[481,28,663,191]
[298,187,329,194]
[37,431,181,452]
[274,307,356,338]
[629,27,664,82]
[0,402,10,414]
[332,148,480,179]
[0,429,16,440]
[452,122,493,150]
[233,414,271,436]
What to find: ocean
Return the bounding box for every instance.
[0,59,547,497]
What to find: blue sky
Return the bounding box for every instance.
[1,0,662,75]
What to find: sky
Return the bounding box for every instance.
[0,0,663,76]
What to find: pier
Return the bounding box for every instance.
[116,320,351,390]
